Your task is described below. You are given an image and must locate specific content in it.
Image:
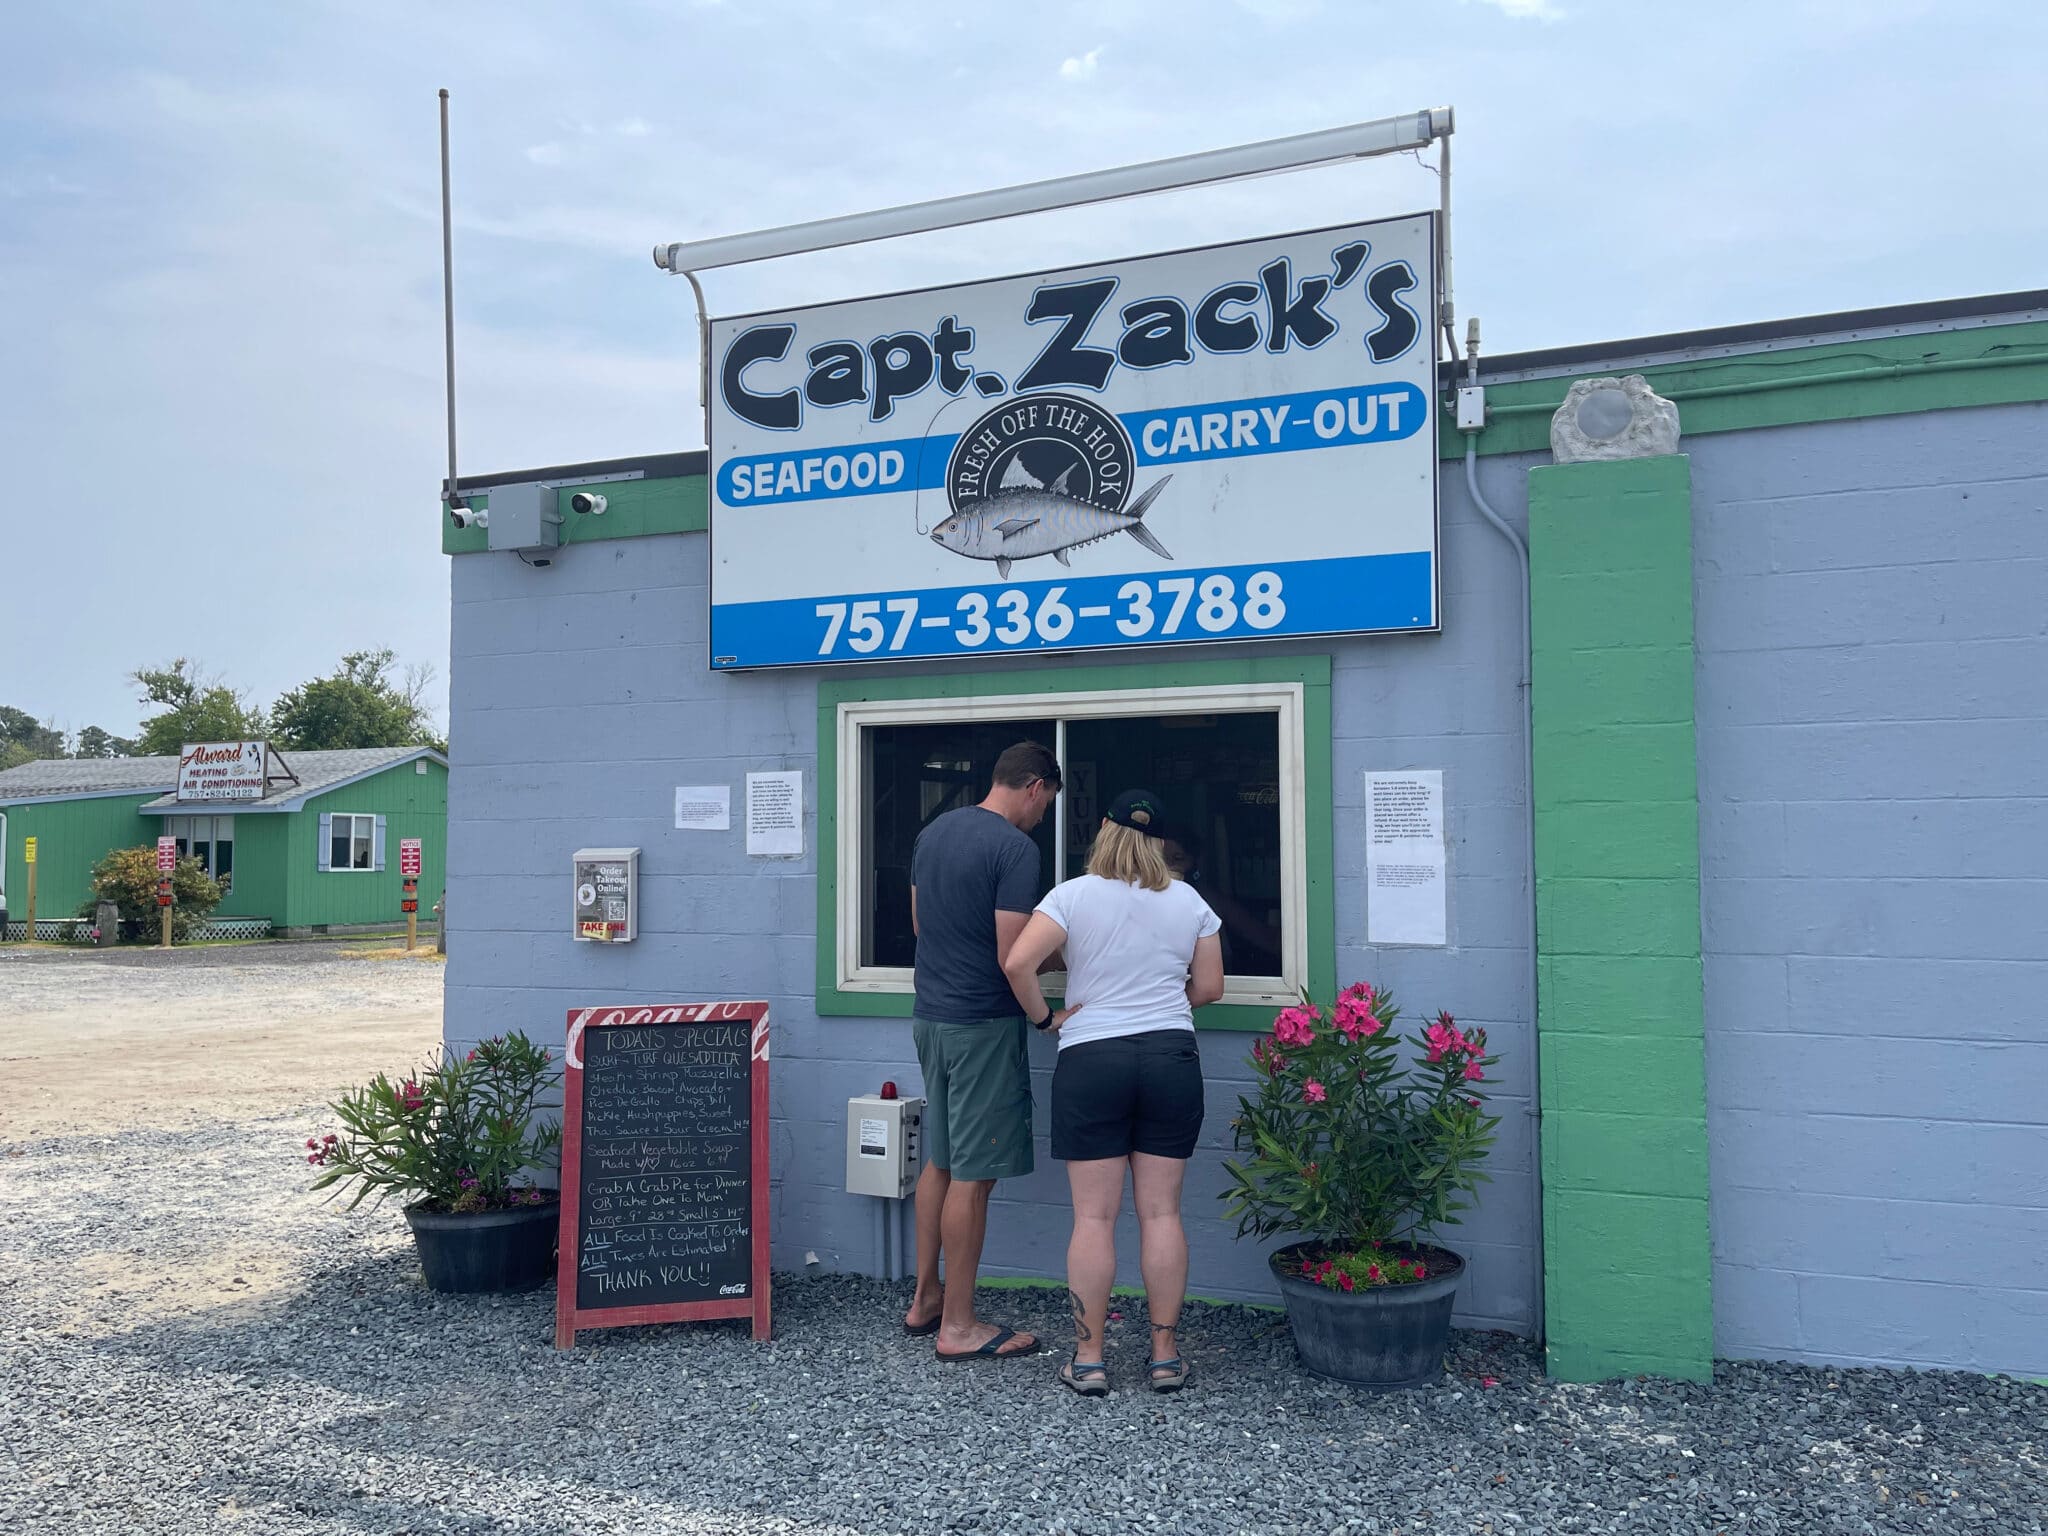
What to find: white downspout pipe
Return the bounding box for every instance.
[1458,319,1545,1340]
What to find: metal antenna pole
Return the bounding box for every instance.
[439,89,463,511]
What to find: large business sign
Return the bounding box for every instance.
[706,215,1439,669]
[176,740,268,801]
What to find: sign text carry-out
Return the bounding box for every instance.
[706,215,1439,669]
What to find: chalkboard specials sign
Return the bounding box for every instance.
[554,1002,771,1348]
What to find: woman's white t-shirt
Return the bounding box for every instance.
[1034,874,1221,1050]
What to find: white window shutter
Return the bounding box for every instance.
[373,816,388,872]
[318,813,333,872]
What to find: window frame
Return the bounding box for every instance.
[816,656,1333,1032]
[329,812,375,873]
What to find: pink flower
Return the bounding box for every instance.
[1413,1265,1427,1279]
[305,1138,318,1150]
[1336,1271,1355,1293]
[322,1134,337,1145]
[1464,1062,1485,1081]
[1302,1079,1327,1104]
[1468,1097,1481,1108]
[1367,1263,1382,1282]
[1272,1007,1318,1048]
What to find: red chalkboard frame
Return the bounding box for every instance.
[554,1001,772,1349]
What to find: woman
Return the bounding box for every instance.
[1003,788,1226,1396]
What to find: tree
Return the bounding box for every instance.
[270,650,443,753]
[131,659,266,758]
[73,726,137,759]
[0,707,67,771]
[80,847,223,943]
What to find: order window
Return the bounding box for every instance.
[833,682,1306,1008]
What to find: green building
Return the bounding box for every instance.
[0,745,446,939]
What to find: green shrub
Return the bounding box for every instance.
[80,846,222,942]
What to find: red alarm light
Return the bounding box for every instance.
[880,1081,898,1100]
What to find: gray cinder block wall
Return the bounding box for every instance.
[442,463,1545,1334]
[1691,401,2048,1375]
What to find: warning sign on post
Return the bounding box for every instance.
[399,838,422,877]
[157,837,177,874]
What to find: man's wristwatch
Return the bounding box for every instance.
[1030,1010,1056,1031]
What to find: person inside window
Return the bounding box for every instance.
[1003,788,1225,1395]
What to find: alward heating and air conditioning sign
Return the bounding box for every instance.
[706,214,1439,669]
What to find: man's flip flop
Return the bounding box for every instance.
[936,1327,1042,1362]
[903,1291,944,1336]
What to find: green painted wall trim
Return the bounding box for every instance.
[1445,319,2048,459]
[440,318,2048,557]
[1,794,157,920]
[1529,454,1712,1384]
[814,655,1333,1031]
[441,474,708,555]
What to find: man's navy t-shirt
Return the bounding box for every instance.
[910,806,1040,1021]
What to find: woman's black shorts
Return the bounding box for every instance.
[1051,1029,1205,1161]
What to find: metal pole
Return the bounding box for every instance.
[439,89,463,512]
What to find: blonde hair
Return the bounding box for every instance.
[1087,820,1172,892]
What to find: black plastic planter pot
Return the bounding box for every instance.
[404,1202,559,1294]
[1270,1241,1464,1390]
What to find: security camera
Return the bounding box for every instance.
[449,504,488,530]
[570,491,607,516]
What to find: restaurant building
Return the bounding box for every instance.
[437,272,2046,1383]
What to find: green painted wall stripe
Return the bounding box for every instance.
[442,475,707,555]
[814,655,1333,1031]
[1446,319,2048,458]
[1529,453,1712,1383]
[444,318,2048,555]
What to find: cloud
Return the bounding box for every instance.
[613,117,653,137]
[1464,0,1564,17]
[525,142,565,166]
[1058,47,1103,82]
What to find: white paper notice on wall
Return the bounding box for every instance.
[1365,771,1447,947]
[859,1117,889,1158]
[674,786,731,831]
[745,771,804,858]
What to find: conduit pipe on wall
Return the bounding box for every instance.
[1459,319,1545,1340]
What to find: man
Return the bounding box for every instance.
[902,740,1061,1360]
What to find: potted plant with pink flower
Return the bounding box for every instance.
[1222,982,1500,1388]
[306,1032,562,1293]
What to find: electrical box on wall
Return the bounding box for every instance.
[571,847,639,943]
[845,1095,923,1198]
[486,481,560,555]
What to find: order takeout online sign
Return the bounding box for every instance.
[706,215,1440,670]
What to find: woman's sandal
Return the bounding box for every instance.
[1060,1357,1111,1397]
[1146,1357,1189,1393]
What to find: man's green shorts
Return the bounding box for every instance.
[912,1014,1035,1182]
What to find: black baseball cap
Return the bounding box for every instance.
[1104,788,1170,839]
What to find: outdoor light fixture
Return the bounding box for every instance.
[653,109,1452,275]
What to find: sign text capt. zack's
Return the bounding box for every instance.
[719,237,1422,431]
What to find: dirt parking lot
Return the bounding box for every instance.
[0,941,443,1139]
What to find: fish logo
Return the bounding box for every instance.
[933,392,1172,580]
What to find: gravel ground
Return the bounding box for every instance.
[3,1115,2044,1535]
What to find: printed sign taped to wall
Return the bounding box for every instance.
[707,215,1439,669]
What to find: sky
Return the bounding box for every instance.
[3,0,2042,743]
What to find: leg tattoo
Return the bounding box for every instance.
[1069,1288,1094,1344]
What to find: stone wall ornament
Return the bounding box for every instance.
[1549,375,1681,464]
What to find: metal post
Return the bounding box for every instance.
[439,89,463,514]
